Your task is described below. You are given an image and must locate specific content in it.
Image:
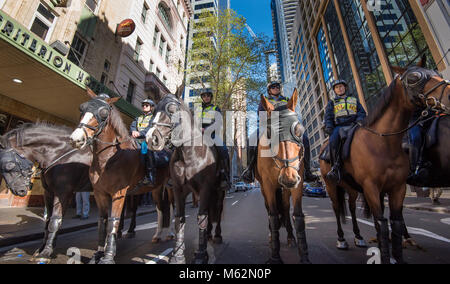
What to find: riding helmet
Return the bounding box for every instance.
[142,99,155,106]
[332,80,348,90]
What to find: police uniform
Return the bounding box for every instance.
[324,87,366,181]
[130,112,153,143]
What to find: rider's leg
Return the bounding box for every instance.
[302,131,318,182]
[143,152,156,186]
[242,145,257,183]
[407,125,428,184]
[326,127,342,182]
[218,146,231,189]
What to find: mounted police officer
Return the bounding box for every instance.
[324,80,366,182]
[199,90,231,189]
[130,99,156,185]
[242,81,318,183]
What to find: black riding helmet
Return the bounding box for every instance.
[332,79,348,90]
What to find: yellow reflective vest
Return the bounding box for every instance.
[333,96,357,119]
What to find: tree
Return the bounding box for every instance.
[186,9,269,112]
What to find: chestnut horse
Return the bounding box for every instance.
[70,90,171,264]
[320,56,449,264]
[146,92,225,264]
[257,89,310,264]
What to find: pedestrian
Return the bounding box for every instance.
[429,187,443,205]
[74,191,90,220]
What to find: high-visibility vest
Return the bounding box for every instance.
[268,96,288,106]
[333,96,357,119]
[201,105,218,125]
[137,113,153,132]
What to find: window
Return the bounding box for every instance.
[100,73,108,85]
[104,60,111,72]
[166,46,171,64]
[159,36,166,56]
[156,68,161,79]
[67,34,87,66]
[150,60,154,72]
[163,76,167,85]
[85,0,100,13]
[142,2,149,23]
[153,27,160,46]
[30,4,56,41]
[126,80,136,103]
[134,38,143,62]
[159,3,172,29]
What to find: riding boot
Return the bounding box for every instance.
[407,145,429,186]
[326,141,342,183]
[242,146,257,184]
[220,157,231,191]
[143,152,156,186]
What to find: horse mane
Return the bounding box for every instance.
[108,106,136,146]
[2,122,73,147]
[362,78,397,126]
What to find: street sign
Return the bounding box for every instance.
[116,19,136,38]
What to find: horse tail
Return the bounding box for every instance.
[277,188,286,228]
[336,186,347,224]
[161,186,171,228]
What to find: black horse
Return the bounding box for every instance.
[0,123,92,263]
[146,90,225,264]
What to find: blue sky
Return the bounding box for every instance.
[231,0,274,38]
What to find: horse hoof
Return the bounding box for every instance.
[32,257,51,264]
[336,240,349,250]
[354,238,368,248]
[125,232,136,239]
[152,237,161,244]
[207,234,213,241]
[170,256,186,264]
[265,257,284,264]
[213,236,223,244]
[98,257,115,265]
[89,251,104,264]
[287,238,297,248]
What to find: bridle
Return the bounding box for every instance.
[0,148,34,191]
[359,68,449,137]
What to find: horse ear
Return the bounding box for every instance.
[417,54,427,68]
[287,88,298,112]
[106,97,121,105]
[175,81,185,99]
[260,95,275,114]
[86,88,97,98]
[391,66,407,75]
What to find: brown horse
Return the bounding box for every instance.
[320,56,449,264]
[256,89,310,264]
[70,90,171,264]
[146,92,225,264]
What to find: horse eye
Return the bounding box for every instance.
[98,108,109,119]
[5,162,15,171]
[294,124,304,138]
[167,104,178,114]
[407,72,422,84]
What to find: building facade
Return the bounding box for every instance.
[289,0,448,166]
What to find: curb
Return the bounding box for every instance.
[404,204,450,214]
[0,208,158,249]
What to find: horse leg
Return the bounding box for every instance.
[213,188,225,244]
[263,187,283,264]
[31,190,56,263]
[327,183,348,249]
[389,185,407,264]
[152,188,164,243]
[126,195,139,238]
[291,188,311,264]
[207,221,213,241]
[365,184,390,264]
[348,191,367,248]
[117,197,126,240]
[171,190,187,264]
[194,188,211,264]
[283,189,296,247]
[98,189,127,264]
[89,191,110,264]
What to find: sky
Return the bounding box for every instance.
[230,0,274,39]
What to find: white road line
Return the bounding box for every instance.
[232,201,239,206]
[349,217,450,244]
[441,218,450,226]
[145,248,173,264]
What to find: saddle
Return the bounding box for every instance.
[425,115,444,149]
[320,124,359,163]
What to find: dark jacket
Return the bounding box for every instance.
[324,94,366,135]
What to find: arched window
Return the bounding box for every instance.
[158,2,172,29]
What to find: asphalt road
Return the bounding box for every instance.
[1,188,449,264]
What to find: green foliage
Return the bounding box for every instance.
[187,9,270,111]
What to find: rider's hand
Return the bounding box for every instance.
[132,131,140,138]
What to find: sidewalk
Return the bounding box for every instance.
[403,189,450,214]
[0,204,158,248]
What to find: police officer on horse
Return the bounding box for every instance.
[242,81,318,183]
[324,80,366,182]
[199,90,231,190]
[130,99,157,185]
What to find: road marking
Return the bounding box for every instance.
[350,217,450,244]
[232,201,239,206]
[441,218,450,226]
[131,248,173,264]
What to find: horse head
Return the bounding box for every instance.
[392,54,450,114]
[260,89,305,189]
[146,84,188,152]
[0,148,34,197]
[70,89,120,149]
